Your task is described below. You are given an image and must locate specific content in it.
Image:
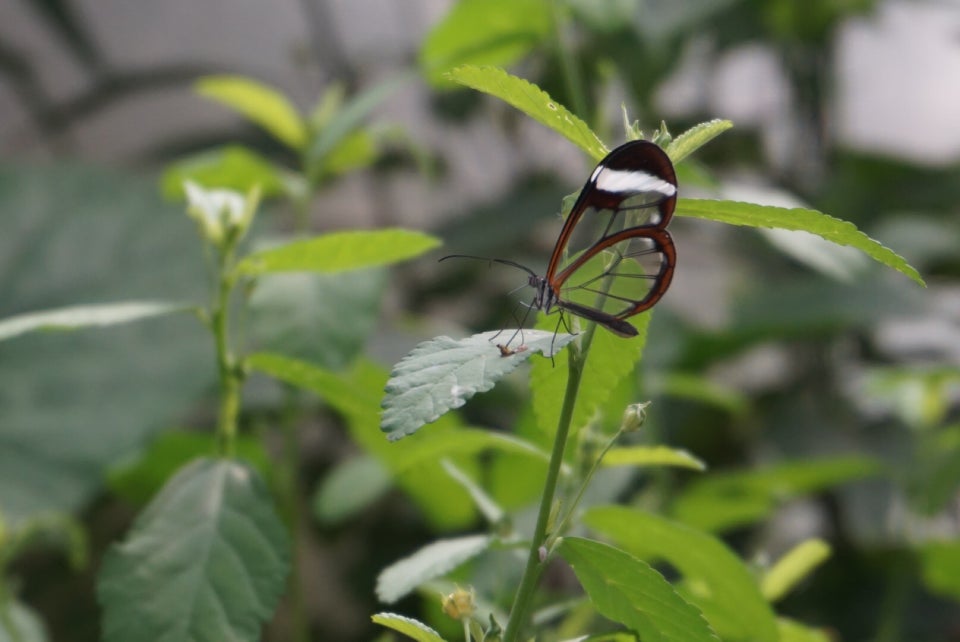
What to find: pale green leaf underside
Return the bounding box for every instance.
[371,613,448,642]
[584,506,778,642]
[376,534,493,604]
[559,537,719,642]
[446,65,607,161]
[603,445,707,471]
[0,301,190,343]
[195,75,307,150]
[666,119,733,165]
[237,229,441,276]
[777,617,832,642]
[380,330,576,440]
[677,198,924,286]
[761,538,832,603]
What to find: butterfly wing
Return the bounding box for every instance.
[546,141,678,334]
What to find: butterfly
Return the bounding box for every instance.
[444,140,677,339]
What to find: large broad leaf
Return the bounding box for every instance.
[584,506,778,642]
[248,268,386,370]
[558,537,718,642]
[0,301,189,343]
[380,330,576,440]
[420,0,550,84]
[236,229,440,276]
[0,164,213,523]
[98,458,290,642]
[195,75,306,150]
[376,535,494,604]
[676,198,924,286]
[446,66,608,161]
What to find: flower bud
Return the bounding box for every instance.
[620,401,651,433]
[441,585,476,621]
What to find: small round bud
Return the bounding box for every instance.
[441,585,476,620]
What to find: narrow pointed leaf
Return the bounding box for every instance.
[237,229,440,276]
[97,458,290,642]
[196,75,306,150]
[584,507,778,642]
[777,618,832,642]
[666,120,733,165]
[761,538,831,602]
[446,66,607,160]
[376,535,493,603]
[381,330,575,440]
[558,537,718,642]
[372,613,447,642]
[677,198,924,286]
[603,446,706,471]
[0,301,189,343]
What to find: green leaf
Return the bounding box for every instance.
[919,540,960,602]
[446,66,607,160]
[392,427,552,472]
[420,0,550,84]
[107,430,272,506]
[371,613,447,642]
[671,456,884,533]
[160,145,290,200]
[603,446,706,471]
[381,330,576,440]
[247,353,478,529]
[195,75,306,150]
[584,507,778,642]
[317,129,379,179]
[98,458,290,642]
[0,599,48,642]
[531,313,651,436]
[0,301,189,343]
[440,459,505,524]
[655,372,749,416]
[376,534,493,604]
[666,120,734,165]
[237,229,441,276]
[312,454,392,526]
[676,198,924,286]
[306,72,414,180]
[0,164,214,523]
[248,268,386,370]
[761,538,831,603]
[558,537,719,642]
[776,618,832,642]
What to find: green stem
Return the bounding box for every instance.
[212,247,240,457]
[502,341,586,642]
[0,582,25,642]
[278,390,310,642]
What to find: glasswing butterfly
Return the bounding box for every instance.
[443,140,677,339]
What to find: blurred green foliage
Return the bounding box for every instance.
[0,0,957,641]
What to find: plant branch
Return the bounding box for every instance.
[502,339,586,642]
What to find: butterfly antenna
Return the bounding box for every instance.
[439,254,537,278]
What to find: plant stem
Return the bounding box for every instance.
[212,247,239,457]
[502,341,587,642]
